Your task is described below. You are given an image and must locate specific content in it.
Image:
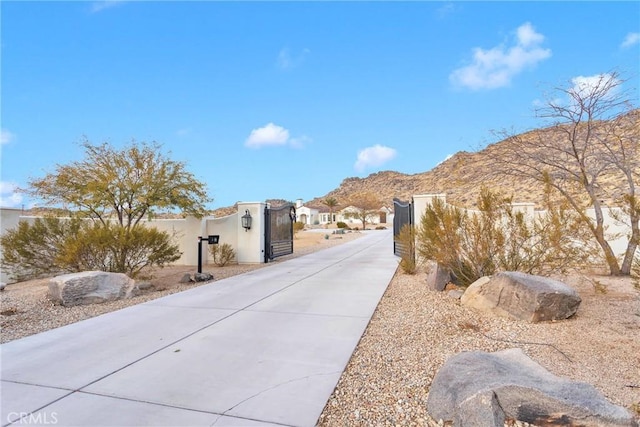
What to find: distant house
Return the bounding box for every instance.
[294,199,392,226]
[295,199,320,225]
[334,205,391,226]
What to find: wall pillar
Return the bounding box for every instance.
[236,202,267,264]
[413,193,447,223]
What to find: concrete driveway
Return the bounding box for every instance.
[1,229,398,427]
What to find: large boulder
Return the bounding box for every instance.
[461,271,581,322]
[48,271,136,307]
[427,348,637,427]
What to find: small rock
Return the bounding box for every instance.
[425,263,453,291]
[178,273,193,283]
[447,289,464,299]
[0,282,6,291]
[194,272,213,282]
[136,281,153,290]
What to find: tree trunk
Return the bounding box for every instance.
[593,227,622,275]
[620,220,639,275]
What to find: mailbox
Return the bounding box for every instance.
[207,235,219,245]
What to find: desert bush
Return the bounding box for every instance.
[59,222,181,277]
[375,226,387,230]
[1,218,181,281]
[416,187,595,286]
[209,243,236,267]
[396,224,416,274]
[293,221,305,233]
[336,221,349,229]
[0,216,82,281]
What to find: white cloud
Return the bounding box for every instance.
[1,129,15,144]
[245,123,310,149]
[570,73,620,99]
[621,32,640,49]
[0,181,23,208]
[450,22,551,90]
[289,135,312,149]
[277,47,311,70]
[436,2,459,19]
[90,1,126,13]
[354,145,397,172]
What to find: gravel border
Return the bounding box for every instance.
[317,268,640,426]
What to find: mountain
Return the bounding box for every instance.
[305,109,638,211]
[211,110,637,216]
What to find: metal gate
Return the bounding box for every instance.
[264,204,296,262]
[393,198,415,260]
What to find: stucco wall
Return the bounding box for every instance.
[0,203,268,283]
[412,194,633,261]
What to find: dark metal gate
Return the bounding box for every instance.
[264,204,296,263]
[393,198,415,260]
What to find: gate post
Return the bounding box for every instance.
[236,202,267,264]
[412,194,447,223]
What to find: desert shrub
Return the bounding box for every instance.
[1,218,181,281]
[209,243,236,267]
[416,188,595,286]
[59,222,181,277]
[396,224,416,274]
[336,221,349,229]
[375,226,387,230]
[293,221,305,233]
[0,216,82,281]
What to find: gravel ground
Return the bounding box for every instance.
[2,230,639,425]
[318,268,640,426]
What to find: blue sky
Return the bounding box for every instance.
[1,1,639,211]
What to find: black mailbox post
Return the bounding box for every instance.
[198,235,220,273]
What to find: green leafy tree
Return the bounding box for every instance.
[14,139,211,277]
[28,139,210,227]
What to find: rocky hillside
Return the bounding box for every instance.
[305,109,638,211]
[306,149,547,210]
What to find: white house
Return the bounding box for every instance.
[295,199,320,225]
[294,199,391,227]
[334,205,391,226]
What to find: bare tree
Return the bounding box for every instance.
[344,192,382,230]
[492,72,639,275]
